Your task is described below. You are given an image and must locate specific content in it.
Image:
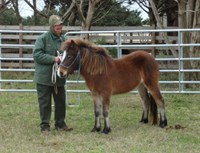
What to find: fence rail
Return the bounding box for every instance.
[0,28,200,94]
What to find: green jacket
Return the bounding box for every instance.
[33,31,66,86]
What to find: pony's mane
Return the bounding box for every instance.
[73,39,110,75]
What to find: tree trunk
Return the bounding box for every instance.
[33,0,37,25]
[74,0,101,39]
[149,0,178,57]
[178,0,187,28]
[178,0,200,85]
[63,1,76,22]
[189,0,200,80]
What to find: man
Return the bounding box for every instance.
[33,15,73,134]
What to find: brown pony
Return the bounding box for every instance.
[57,39,167,134]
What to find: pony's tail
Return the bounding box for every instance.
[149,94,158,125]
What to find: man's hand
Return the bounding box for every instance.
[54,56,61,63]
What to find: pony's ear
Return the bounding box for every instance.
[70,40,76,48]
[70,39,74,44]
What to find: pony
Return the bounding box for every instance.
[57,39,167,134]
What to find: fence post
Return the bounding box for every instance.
[178,30,184,93]
[117,32,122,58]
[0,32,1,89]
[19,24,23,68]
[151,25,156,56]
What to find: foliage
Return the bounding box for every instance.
[23,14,49,26]
[142,18,150,25]
[93,3,143,26]
[0,8,18,25]
[0,0,144,26]
[43,0,72,10]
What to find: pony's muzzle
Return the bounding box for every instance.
[57,68,68,78]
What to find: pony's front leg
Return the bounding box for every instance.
[91,95,102,132]
[102,102,111,134]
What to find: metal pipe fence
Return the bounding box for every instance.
[0,28,200,94]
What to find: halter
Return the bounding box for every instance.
[59,51,81,70]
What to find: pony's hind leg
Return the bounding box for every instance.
[138,84,150,124]
[146,85,167,128]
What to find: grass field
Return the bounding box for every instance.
[0,92,200,153]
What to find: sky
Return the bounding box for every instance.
[129,3,148,20]
[19,0,148,20]
[18,0,45,17]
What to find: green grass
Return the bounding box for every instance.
[0,92,200,153]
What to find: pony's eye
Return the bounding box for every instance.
[67,55,72,58]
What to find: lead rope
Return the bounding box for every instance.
[51,51,62,95]
[52,62,58,94]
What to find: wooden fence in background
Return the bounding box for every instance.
[0,25,178,68]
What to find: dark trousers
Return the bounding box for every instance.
[36,84,66,130]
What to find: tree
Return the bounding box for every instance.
[123,0,199,82]
[1,0,144,27]
[178,0,200,81]
[72,0,111,31]
[0,0,23,25]
[0,7,18,25]
[124,0,178,26]
[139,0,200,82]
[22,0,143,28]
[93,3,143,26]
[10,0,23,24]
[149,0,178,57]
[0,0,11,12]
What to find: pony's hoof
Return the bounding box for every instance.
[159,119,167,128]
[140,118,148,124]
[102,128,111,134]
[91,127,101,132]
